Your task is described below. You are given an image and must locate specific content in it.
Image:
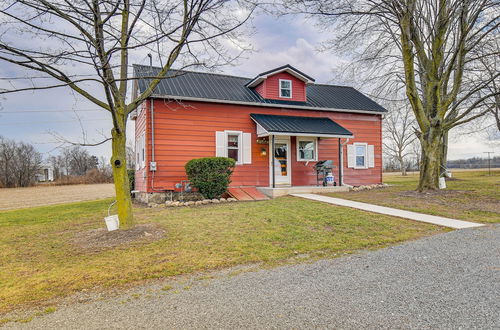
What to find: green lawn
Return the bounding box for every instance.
[0,196,444,314]
[327,170,500,224]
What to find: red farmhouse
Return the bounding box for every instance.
[132,64,386,200]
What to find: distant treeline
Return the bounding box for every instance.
[447,156,500,169]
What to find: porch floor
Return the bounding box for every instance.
[257,185,349,198]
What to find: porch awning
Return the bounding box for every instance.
[250,113,353,138]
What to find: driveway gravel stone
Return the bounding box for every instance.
[8,224,499,329]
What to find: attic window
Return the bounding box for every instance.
[279,79,292,98]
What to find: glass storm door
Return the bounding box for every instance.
[273,140,290,185]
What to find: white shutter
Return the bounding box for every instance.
[215,131,226,157]
[243,133,252,164]
[368,145,375,168]
[347,144,355,168]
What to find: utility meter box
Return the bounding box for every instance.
[150,161,157,171]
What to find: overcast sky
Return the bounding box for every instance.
[0,13,497,162]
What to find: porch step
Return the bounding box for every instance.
[227,187,254,201]
[227,187,269,201]
[240,187,269,201]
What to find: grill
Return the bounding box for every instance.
[314,160,336,186]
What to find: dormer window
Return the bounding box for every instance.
[246,65,314,102]
[279,79,292,98]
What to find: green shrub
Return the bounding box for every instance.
[185,157,236,199]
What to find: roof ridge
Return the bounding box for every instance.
[310,83,355,89]
[133,64,251,80]
[134,64,358,89]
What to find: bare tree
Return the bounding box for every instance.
[0,0,255,227]
[62,146,99,176]
[0,136,42,187]
[287,0,500,190]
[0,136,16,187]
[383,102,416,175]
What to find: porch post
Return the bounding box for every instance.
[271,134,276,188]
[338,138,343,186]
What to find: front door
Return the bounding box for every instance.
[273,139,291,185]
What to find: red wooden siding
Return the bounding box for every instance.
[135,99,382,192]
[254,72,307,102]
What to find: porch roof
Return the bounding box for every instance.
[250,113,353,138]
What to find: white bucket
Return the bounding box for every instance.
[439,177,446,189]
[104,214,120,231]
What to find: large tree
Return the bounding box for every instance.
[288,0,499,190]
[0,0,254,227]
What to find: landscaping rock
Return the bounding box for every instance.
[211,199,220,204]
[202,199,211,205]
[219,198,227,203]
[165,201,174,207]
[195,201,203,206]
[148,203,159,208]
[172,201,181,207]
[227,198,237,202]
[186,201,195,206]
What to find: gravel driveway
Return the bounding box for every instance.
[8,225,499,329]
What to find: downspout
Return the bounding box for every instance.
[150,99,154,164]
[271,135,275,188]
[149,54,155,165]
[339,137,350,186]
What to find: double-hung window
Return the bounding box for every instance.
[355,143,367,168]
[279,79,292,98]
[297,137,317,161]
[226,132,241,163]
[215,130,252,165]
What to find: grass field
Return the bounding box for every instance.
[0,183,115,210]
[327,170,500,224]
[0,196,444,315]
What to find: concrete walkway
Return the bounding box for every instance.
[291,193,484,229]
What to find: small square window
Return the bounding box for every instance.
[298,140,315,160]
[279,79,292,98]
[297,138,316,161]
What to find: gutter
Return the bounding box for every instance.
[149,94,387,116]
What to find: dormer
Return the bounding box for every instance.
[246,65,315,103]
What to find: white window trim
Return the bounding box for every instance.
[279,79,292,98]
[296,137,318,162]
[224,130,243,165]
[353,142,368,169]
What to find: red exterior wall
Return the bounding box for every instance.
[135,99,382,192]
[254,72,307,102]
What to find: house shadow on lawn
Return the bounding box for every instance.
[71,223,166,253]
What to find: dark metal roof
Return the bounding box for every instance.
[134,65,386,113]
[250,113,353,137]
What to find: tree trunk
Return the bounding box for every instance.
[417,129,443,191]
[398,156,407,176]
[111,124,134,229]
